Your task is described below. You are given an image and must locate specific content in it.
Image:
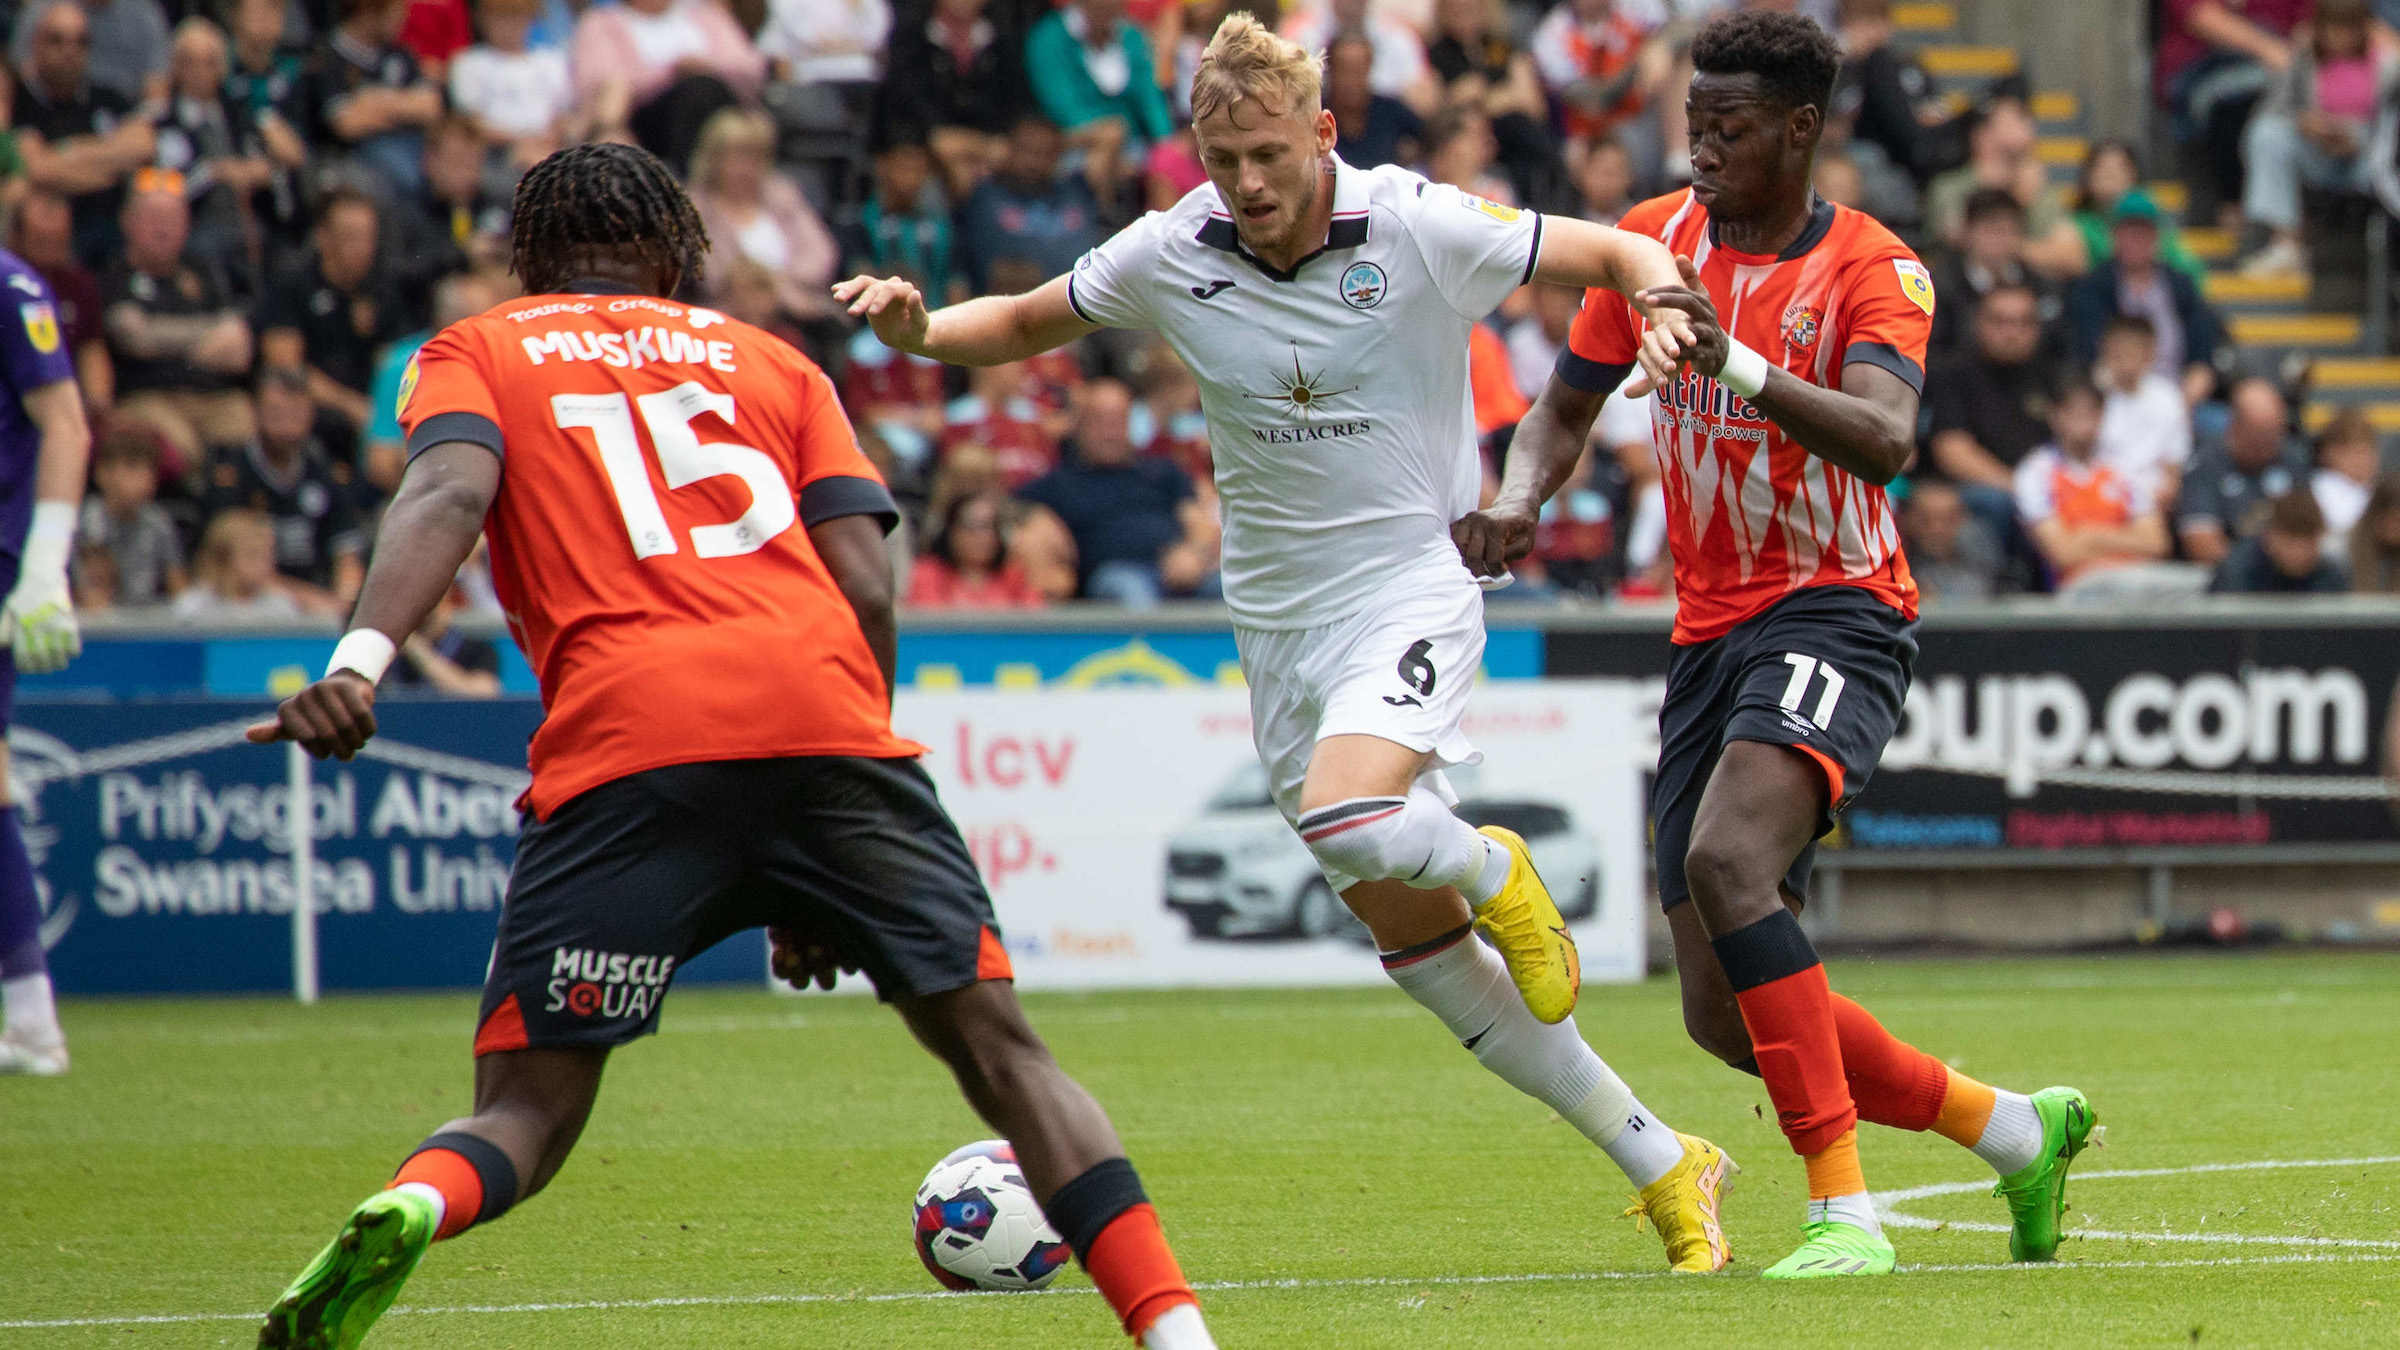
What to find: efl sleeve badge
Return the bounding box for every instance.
[1892,258,1935,316]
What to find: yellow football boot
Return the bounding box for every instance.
[1470,825,1580,1023]
[1625,1133,1738,1273]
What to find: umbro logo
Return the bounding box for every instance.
[1190,280,1235,300]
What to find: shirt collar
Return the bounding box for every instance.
[1194,155,1370,282]
[561,277,642,294]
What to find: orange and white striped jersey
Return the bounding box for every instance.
[1562,192,1929,644]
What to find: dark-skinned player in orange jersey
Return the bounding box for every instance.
[246,144,1218,1350]
[1452,11,2094,1277]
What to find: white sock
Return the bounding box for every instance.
[1383,931,1676,1185]
[1971,1090,2045,1177]
[1573,1099,1686,1190]
[1,973,60,1045]
[1807,1192,1882,1236]
[1140,1302,1216,1350]
[392,1181,449,1233]
[1297,788,1511,905]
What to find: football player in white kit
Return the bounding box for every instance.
[837,13,1739,1271]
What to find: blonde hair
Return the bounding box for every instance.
[689,109,777,192]
[194,509,273,595]
[1192,11,1322,125]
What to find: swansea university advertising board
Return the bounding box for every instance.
[1549,613,2400,852]
[19,682,1650,995]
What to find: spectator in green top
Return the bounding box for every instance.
[360,270,501,498]
[2069,140,2201,280]
[1025,0,1171,198]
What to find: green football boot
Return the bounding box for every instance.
[1759,1221,1897,1278]
[1994,1085,2098,1262]
[258,1189,438,1349]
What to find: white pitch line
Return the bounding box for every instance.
[1876,1154,2400,1249]
[11,1252,2400,1332]
[12,1158,2398,1334]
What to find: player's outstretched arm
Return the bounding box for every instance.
[1453,374,1612,579]
[245,443,500,760]
[1530,218,1694,390]
[1635,257,1918,485]
[833,273,1099,368]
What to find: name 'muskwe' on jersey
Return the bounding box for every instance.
[1561,193,1929,644]
[398,286,916,817]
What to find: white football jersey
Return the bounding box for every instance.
[1067,156,1542,630]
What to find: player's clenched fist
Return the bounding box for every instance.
[245,671,379,761]
[1451,502,1538,579]
[769,925,859,992]
[832,274,932,353]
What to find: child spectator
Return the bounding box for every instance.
[908,490,1045,609]
[447,0,572,167]
[172,507,303,621]
[2309,408,2381,556]
[1529,0,1664,157]
[2014,374,2168,586]
[2093,315,2191,505]
[835,138,959,306]
[2239,0,2394,277]
[1902,479,2008,604]
[2347,473,2400,593]
[76,428,186,607]
[2210,490,2348,593]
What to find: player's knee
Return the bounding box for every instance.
[1681,827,1779,913]
[1680,996,1753,1066]
[1296,796,1416,883]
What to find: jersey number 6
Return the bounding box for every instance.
[553,383,796,560]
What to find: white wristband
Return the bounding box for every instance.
[22,500,73,581]
[1717,338,1771,401]
[326,629,397,685]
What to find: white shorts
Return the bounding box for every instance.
[1235,572,1486,892]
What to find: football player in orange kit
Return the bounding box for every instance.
[1453,11,2096,1277]
[249,144,1217,1350]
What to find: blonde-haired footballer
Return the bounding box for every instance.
[840,13,1740,1273]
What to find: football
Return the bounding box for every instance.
[910,1140,1072,1292]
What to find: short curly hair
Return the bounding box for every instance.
[1689,10,1843,118]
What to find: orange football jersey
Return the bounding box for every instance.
[1563,194,1928,644]
[399,285,917,817]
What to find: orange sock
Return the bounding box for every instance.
[388,1148,484,1241]
[1714,910,1857,1156]
[1829,994,1950,1133]
[1931,1067,1999,1150]
[1083,1204,1196,1340]
[1801,1128,1867,1199]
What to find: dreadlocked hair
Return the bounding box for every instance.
[510,142,710,296]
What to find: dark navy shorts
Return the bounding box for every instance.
[1653,585,1917,912]
[474,756,1010,1055]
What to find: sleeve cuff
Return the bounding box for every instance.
[405,411,505,462]
[799,474,901,535]
[1842,340,1926,394]
[1553,347,1633,396]
[1066,272,1096,324]
[1520,212,1545,286]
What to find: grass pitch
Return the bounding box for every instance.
[4,952,2397,1348]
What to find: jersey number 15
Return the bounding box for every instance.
[553,383,795,560]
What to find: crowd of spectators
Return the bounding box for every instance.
[32,0,2400,630]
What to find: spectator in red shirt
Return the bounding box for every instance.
[908,489,1047,609]
[943,360,1061,490]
